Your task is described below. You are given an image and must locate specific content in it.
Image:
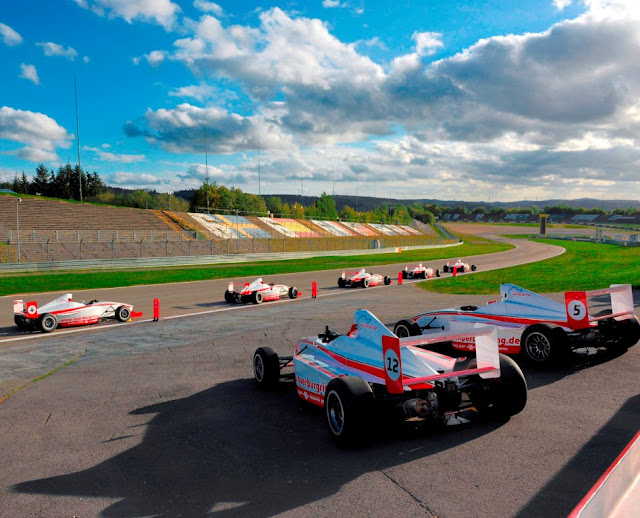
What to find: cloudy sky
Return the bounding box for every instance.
[1,0,639,202]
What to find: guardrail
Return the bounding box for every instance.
[0,241,463,273]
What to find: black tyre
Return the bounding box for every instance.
[14,315,29,329]
[384,276,391,285]
[224,290,235,303]
[618,316,640,348]
[253,347,280,387]
[520,324,568,366]
[421,271,427,279]
[38,313,57,333]
[402,271,408,279]
[443,265,449,273]
[394,320,419,338]
[338,277,346,288]
[252,291,263,304]
[471,264,477,271]
[288,287,298,299]
[362,278,370,288]
[435,269,440,278]
[115,306,131,322]
[468,354,527,418]
[324,376,374,447]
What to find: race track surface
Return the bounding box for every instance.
[1,236,639,517]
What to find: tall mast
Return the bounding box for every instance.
[74,73,82,202]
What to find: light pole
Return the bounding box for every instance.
[16,198,21,262]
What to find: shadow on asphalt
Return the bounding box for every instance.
[515,394,640,517]
[13,378,508,517]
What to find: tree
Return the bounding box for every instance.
[30,164,51,196]
[266,196,284,216]
[313,192,338,220]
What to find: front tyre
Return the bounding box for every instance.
[394,320,419,338]
[39,313,58,333]
[384,276,391,285]
[288,287,298,299]
[520,324,568,366]
[253,347,280,387]
[435,269,441,277]
[471,265,477,271]
[324,376,374,447]
[115,306,131,322]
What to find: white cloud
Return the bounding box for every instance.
[413,31,444,56]
[193,1,223,16]
[169,83,215,101]
[553,0,573,11]
[0,106,73,162]
[37,42,78,60]
[0,23,22,46]
[19,64,40,85]
[112,171,160,185]
[74,0,181,30]
[83,146,146,162]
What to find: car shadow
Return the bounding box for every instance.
[515,394,640,517]
[12,378,507,517]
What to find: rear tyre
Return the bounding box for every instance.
[224,290,235,303]
[288,287,298,299]
[38,313,57,333]
[338,277,346,288]
[435,269,440,277]
[252,291,263,304]
[14,315,30,330]
[253,347,280,387]
[618,316,640,348]
[394,320,419,338]
[443,265,449,273]
[520,324,568,366]
[402,271,408,279]
[115,306,131,322]
[384,276,391,285]
[362,278,370,288]
[324,376,374,447]
[421,271,427,279]
[468,354,527,418]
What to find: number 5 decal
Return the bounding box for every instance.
[565,291,589,329]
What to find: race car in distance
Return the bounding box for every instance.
[442,259,476,273]
[402,263,440,279]
[225,278,299,304]
[338,268,392,288]
[394,283,640,366]
[13,294,141,333]
[253,309,527,447]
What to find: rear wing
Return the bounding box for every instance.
[13,300,38,318]
[382,325,500,394]
[565,284,634,330]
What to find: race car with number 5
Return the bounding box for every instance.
[394,283,639,366]
[225,278,299,304]
[402,263,440,279]
[253,309,527,447]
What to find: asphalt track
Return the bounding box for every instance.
[1,235,639,517]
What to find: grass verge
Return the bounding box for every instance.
[418,239,640,295]
[1,237,511,296]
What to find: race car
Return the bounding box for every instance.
[338,268,392,288]
[394,283,640,366]
[402,263,440,279]
[253,309,527,447]
[225,278,299,304]
[442,259,476,274]
[13,294,142,333]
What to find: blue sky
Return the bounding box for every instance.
[1,0,639,202]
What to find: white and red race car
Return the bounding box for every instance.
[225,278,299,304]
[394,283,640,366]
[13,294,141,333]
[338,268,392,288]
[253,309,527,446]
[402,263,440,279]
[442,259,476,274]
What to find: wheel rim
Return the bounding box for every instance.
[121,309,130,320]
[326,390,345,435]
[395,325,410,338]
[254,354,265,382]
[525,332,552,362]
[43,316,55,330]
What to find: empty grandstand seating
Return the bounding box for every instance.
[258,217,321,238]
[311,220,355,237]
[340,221,378,236]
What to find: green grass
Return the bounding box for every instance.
[1,238,511,295]
[418,240,640,295]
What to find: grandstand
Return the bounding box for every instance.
[0,194,443,263]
